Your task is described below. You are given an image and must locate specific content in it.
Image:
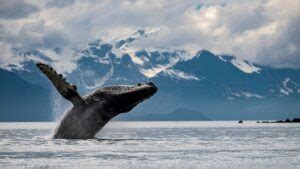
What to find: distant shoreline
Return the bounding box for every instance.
[257,118,300,123]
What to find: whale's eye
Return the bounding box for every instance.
[137,83,142,86]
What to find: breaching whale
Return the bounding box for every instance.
[36,63,157,139]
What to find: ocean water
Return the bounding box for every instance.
[0,121,299,168]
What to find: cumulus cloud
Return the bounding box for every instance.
[134,0,300,68]
[0,0,39,19]
[17,19,71,50]
[0,0,299,69]
[45,0,75,8]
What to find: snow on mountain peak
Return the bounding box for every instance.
[111,28,160,65]
[1,62,24,71]
[114,28,159,49]
[280,78,293,95]
[136,48,186,78]
[217,55,227,62]
[85,66,114,90]
[162,69,200,81]
[1,48,53,72]
[229,90,264,100]
[140,64,171,78]
[230,57,261,74]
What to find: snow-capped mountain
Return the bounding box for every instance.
[1,29,300,121]
[157,50,300,99]
[64,29,187,94]
[148,50,300,120]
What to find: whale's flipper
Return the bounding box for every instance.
[36,63,85,106]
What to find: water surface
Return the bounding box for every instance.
[0,121,299,168]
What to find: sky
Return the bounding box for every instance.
[0,0,299,72]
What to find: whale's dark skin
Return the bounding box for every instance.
[36,63,157,139]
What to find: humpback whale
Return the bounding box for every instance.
[36,63,157,139]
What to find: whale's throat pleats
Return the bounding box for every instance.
[36,63,85,105]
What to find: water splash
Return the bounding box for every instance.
[50,87,70,121]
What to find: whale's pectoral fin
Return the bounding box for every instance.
[36,63,85,106]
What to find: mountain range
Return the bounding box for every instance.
[1,29,300,121]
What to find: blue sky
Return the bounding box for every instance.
[0,0,299,72]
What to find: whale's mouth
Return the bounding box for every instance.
[96,82,158,113]
[118,82,158,112]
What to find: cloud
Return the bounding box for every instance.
[17,19,71,50]
[0,42,14,64]
[0,0,299,70]
[134,0,300,68]
[0,0,39,19]
[45,0,75,8]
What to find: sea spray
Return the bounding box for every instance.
[50,87,70,121]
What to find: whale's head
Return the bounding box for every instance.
[91,82,158,114]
